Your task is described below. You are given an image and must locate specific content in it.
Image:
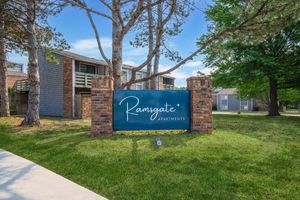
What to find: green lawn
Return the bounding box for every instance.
[0,115,299,200]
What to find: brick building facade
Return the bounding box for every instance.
[36,51,175,118]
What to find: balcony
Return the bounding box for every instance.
[75,72,103,88]
[13,79,29,92]
[163,84,174,90]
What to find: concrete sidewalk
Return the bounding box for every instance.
[0,149,107,200]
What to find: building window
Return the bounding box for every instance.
[96,66,106,75]
[220,95,228,110]
[163,77,174,85]
[241,101,248,110]
[135,72,143,90]
[122,70,128,83]
[79,63,95,74]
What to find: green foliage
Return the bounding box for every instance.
[202,0,300,104]
[174,86,186,90]
[279,88,300,105]
[208,22,300,103]
[0,115,299,199]
[204,0,300,44]
[3,1,69,55]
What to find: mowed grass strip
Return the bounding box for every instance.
[0,115,299,200]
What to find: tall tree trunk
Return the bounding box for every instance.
[268,77,280,116]
[0,2,10,117]
[112,1,123,90]
[151,2,163,90]
[22,0,40,125]
[146,0,154,90]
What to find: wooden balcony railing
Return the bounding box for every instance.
[163,84,174,90]
[13,79,29,92]
[75,72,104,88]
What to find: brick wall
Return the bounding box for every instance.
[63,57,73,118]
[187,77,213,134]
[91,76,114,136]
[81,94,91,119]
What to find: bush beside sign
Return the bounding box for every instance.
[113,90,190,130]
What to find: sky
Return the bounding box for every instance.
[8,0,214,87]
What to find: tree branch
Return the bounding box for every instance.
[125,0,176,86]
[121,0,270,88]
[122,0,164,35]
[84,2,112,69]
[97,0,113,11]
[65,0,117,24]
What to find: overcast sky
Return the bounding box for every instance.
[8,0,214,87]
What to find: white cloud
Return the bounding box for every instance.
[158,64,189,80]
[71,38,112,51]
[170,71,189,79]
[184,60,203,68]
[124,47,147,58]
[70,38,112,60]
[192,67,214,76]
[123,60,137,66]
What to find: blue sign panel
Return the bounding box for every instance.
[113,90,190,130]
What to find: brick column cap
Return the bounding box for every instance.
[186,76,211,81]
[187,76,212,90]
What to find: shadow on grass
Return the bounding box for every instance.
[1,115,299,199]
[213,114,300,142]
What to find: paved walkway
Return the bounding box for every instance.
[0,149,107,200]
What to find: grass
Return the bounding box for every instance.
[0,115,299,200]
[284,109,300,114]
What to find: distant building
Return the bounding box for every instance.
[213,88,253,111]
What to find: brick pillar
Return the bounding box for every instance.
[91,76,114,136]
[63,57,73,118]
[187,77,213,134]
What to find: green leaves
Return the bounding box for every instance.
[202,0,300,104]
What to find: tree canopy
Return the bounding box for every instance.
[202,0,300,115]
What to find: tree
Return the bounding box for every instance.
[0,0,32,117]
[21,0,40,125]
[146,0,154,89]
[204,21,300,116]
[67,0,300,90]
[0,1,10,117]
[279,88,300,111]
[5,0,68,125]
[129,0,194,89]
[67,0,177,89]
[0,0,27,116]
